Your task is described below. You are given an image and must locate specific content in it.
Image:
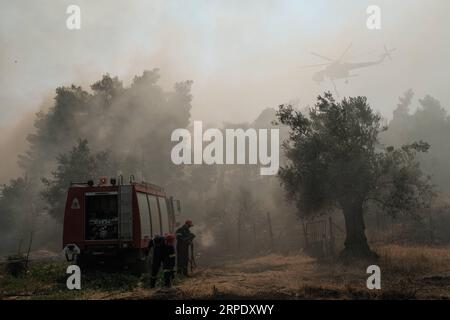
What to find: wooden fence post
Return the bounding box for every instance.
[302,218,309,250]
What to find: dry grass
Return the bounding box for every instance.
[168,245,450,300]
[377,245,450,275]
[3,245,450,300]
[375,245,450,299]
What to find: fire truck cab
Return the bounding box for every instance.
[62,177,181,269]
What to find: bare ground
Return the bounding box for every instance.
[89,245,450,300]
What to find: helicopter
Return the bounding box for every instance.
[302,43,396,97]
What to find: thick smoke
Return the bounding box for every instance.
[1,1,450,255]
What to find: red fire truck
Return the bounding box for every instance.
[62,176,181,270]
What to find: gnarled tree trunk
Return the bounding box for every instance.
[340,202,378,260]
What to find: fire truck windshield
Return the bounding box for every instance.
[85,194,118,240]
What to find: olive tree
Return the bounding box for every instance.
[276,92,433,259]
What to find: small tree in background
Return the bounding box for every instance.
[276,92,434,259]
[0,177,35,253]
[42,139,115,222]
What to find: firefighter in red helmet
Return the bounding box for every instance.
[176,220,195,276]
[149,233,176,288]
[164,233,176,285]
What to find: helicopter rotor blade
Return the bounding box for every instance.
[310,52,334,62]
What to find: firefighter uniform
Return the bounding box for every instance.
[176,220,195,276]
[149,235,176,288]
[164,234,176,285]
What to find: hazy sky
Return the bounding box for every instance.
[1,0,449,134]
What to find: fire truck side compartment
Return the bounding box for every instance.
[63,182,177,264]
[119,185,133,241]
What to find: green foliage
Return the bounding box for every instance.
[19,70,192,187]
[276,92,432,217]
[5,254,27,277]
[0,178,29,232]
[383,90,450,194]
[276,92,434,256]
[41,139,114,222]
[0,262,73,299]
[0,176,36,254]
[2,70,193,230]
[370,141,434,217]
[18,85,89,176]
[0,260,187,299]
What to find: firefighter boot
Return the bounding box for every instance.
[163,271,172,288]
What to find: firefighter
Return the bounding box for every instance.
[163,234,176,286]
[149,234,176,288]
[176,219,195,276]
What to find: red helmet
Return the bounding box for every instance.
[165,233,176,245]
[185,220,194,227]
